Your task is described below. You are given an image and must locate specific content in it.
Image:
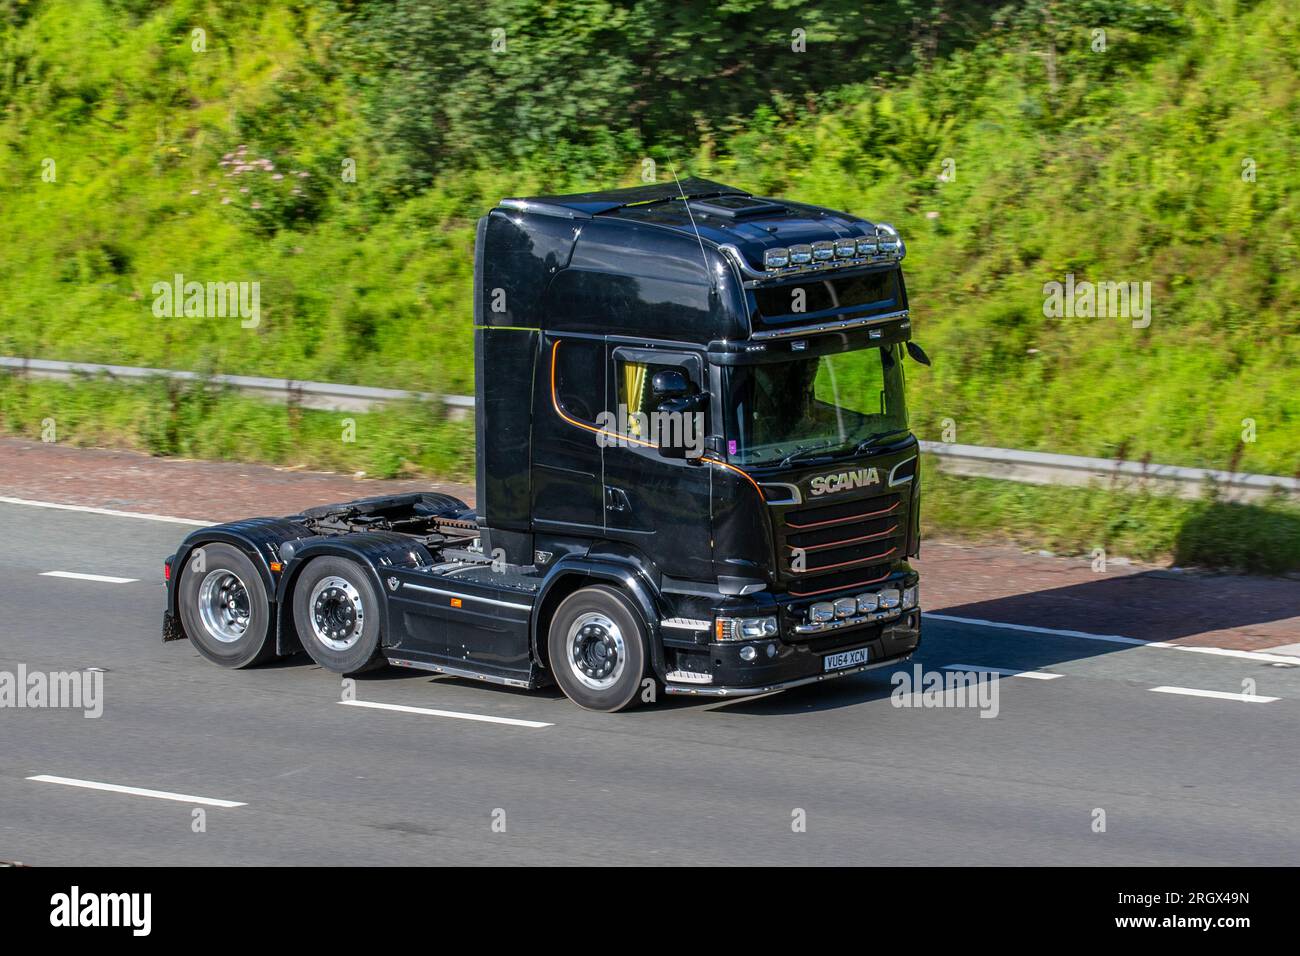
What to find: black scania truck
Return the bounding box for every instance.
[163,178,928,711]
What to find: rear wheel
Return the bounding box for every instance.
[178,542,277,668]
[548,585,649,712]
[292,557,385,674]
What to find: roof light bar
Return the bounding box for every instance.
[758,224,905,277]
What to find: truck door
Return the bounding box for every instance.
[601,346,713,581]
[531,333,606,534]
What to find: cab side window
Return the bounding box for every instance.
[553,338,604,424]
[614,358,688,439]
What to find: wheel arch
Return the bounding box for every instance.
[167,524,293,644]
[530,557,667,679]
[275,534,434,657]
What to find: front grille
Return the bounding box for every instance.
[780,492,905,588]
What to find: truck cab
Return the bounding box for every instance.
[163,178,925,711]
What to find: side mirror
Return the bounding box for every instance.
[651,369,690,400]
[906,341,932,366]
[650,368,706,460]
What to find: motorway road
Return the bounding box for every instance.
[2,500,1299,866]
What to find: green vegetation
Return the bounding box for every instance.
[1,0,1297,568]
[0,373,476,480]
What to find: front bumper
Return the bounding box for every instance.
[662,609,921,697]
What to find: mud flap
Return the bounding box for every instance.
[162,610,187,643]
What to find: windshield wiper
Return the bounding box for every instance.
[776,440,842,468]
[850,432,906,456]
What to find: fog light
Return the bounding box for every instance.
[809,602,835,623]
[833,597,856,619]
[902,585,919,609]
[856,592,879,614]
[766,643,778,658]
[739,646,758,662]
[878,587,901,610]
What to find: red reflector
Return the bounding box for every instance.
[164,560,171,582]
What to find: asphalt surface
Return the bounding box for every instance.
[2,500,1299,865]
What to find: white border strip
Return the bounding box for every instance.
[41,571,138,584]
[943,663,1061,680]
[924,613,1300,665]
[27,774,246,807]
[0,496,211,526]
[339,699,552,728]
[1150,686,1279,703]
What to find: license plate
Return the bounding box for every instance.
[823,646,870,672]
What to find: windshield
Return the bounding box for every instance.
[724,346,908,467]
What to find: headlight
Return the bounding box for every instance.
[902,585,919,609]
[764,247,790,269]
[834,238,857,259]
[878,587,901,610]
[809,602,835,623]
[715,616,779,641]
[856,234,879,256]
[789,244,813,265]
[856,592,879,614]
[811,240,835,261]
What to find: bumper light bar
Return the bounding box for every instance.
[796,583,917,635]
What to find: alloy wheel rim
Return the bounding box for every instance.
[309,575,365,651]
[567,612,626,691]
[197,569,252,644]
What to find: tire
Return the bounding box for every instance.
[177,542,277,669]
[292,557,385,675]
[548,585,649,712]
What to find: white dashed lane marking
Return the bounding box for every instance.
[340,699,552,729]
[943,663,1062,680]
[40,571,138,584]
[1149,686,1279,704]
[27,775,246,807]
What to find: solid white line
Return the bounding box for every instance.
[924,613,1300,665]
[41,570,138,584]
[1149,686,1279,703]
[26,774,246,807]
[0,495,211,526]
[339,699,552,728]
[943,663,1062,680]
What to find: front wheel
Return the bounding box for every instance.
[548,585,649,712]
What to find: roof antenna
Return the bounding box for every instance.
[669,162,713,281]
[669,161,749,330]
